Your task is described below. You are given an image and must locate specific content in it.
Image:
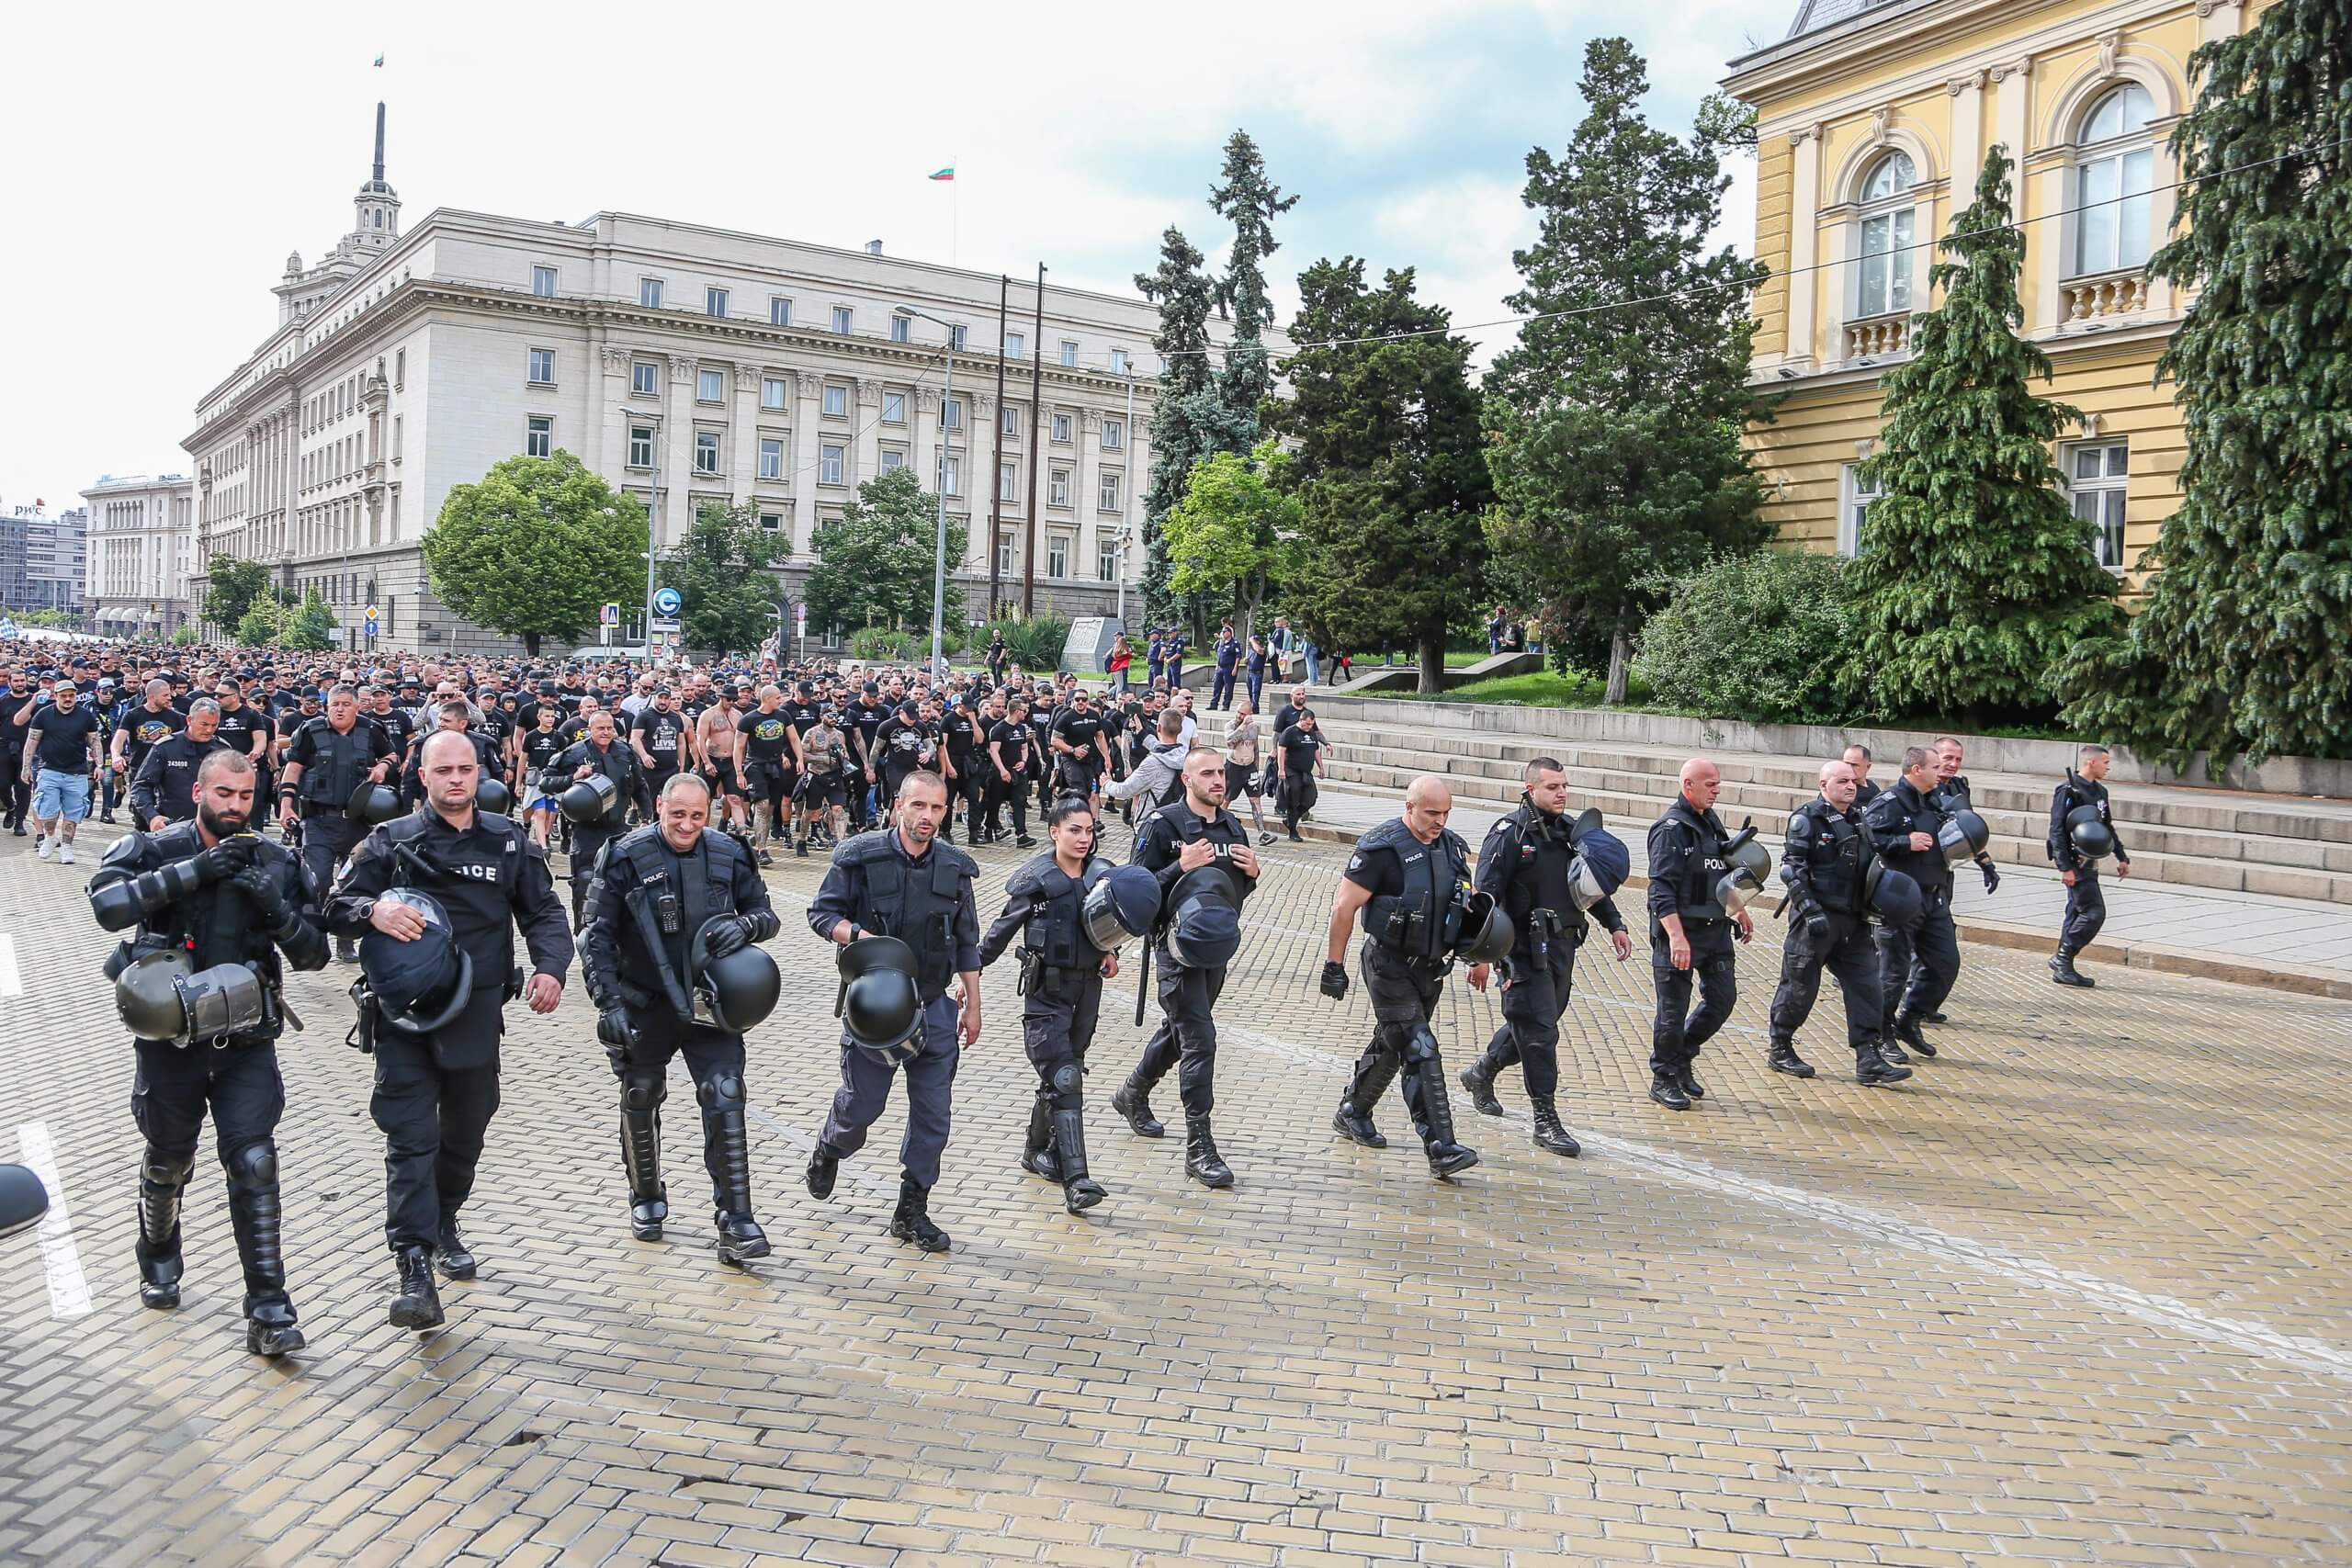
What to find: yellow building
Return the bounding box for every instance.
[1724,0,2261,587]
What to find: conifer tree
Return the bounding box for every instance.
[1136,227,1252,631]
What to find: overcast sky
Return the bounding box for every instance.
[0,0,1773,513]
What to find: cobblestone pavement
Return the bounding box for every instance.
[3,816,2349,1567]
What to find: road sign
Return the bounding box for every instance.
[794,602,807,636]
[364,605,379,625]
[600,602,620,626]
[651,588,682,618]
[650,617,681,635]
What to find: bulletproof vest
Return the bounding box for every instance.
[840,831,975,996]
[1360,817,1467,962]
[296,717,370,806]
[1009,853,1094,971]
[144,736,231,822]
[1153,801,1250,900]
[1661,799,1732,921]
[1493,804,1593,940]
[621,829,729,1005]
[1869,779,1951,890]
[1792,799,1868,914]
[112,823,293,980]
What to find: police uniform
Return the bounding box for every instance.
[87,824,327,1354]
[979,851,1114,1211]
[1331,818,1481,1177]
[1459,801,1628,1152]
[326,807,573,1290]
[2049,769,2129,975]
[1863,776,1958,1056]
[546,736,646,928]
[281,715,398,953]
[1645,799,1741,1100]
[1768,796,1900,1081]
[806,829,981,1216]
[580,822,780,1258]
[130,732,232,826]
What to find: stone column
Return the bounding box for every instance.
[1077,409,1104,586]
[1785,123,1824,371]
[916,387,943,501]
[1947,73,1986,198]
[599,345,631,491]
[731,364,759,502]
[792,371,820,557]
[854,378,882,494]
[663,355,695,549]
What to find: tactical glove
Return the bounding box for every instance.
[232,864,295,933]
[1804,908,1834,945]
[1979,857,2000,895]
[702,916,752,959]
[596,1008,638,1056]
[192,833,260,883]
[1318,960,1349,1001]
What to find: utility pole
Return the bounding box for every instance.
[989,274,1008,619]
[1023,263,1045,615]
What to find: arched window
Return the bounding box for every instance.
[2075,84,2155,276]
[1855,152,1917,318]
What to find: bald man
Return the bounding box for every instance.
[1644,758,1752,1110]
[1320,777,1479,1177]
[1769,760,1910,1086]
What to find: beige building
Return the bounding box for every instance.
[1725,0,2262,586]
[81,475,195,637]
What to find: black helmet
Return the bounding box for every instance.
[690,917,782,1032]
[1937,807,1991,864]
[1081,863,1160,951]
[1714,836,1777,916]
[475,774,514,816]
[1163,866,1241,970]
[559,773,621,823]
[1449,890,1515,965]
[114,952,266,1045]
[836,936,922,1064]
[347,779,404,824]
[2066,805,2115,861]
[359,889,474,1033]
[1863,859,1923,928]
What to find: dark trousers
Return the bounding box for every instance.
[1875,890,1959,1030]
[1651,921,1737,1076]
[1210,669,1236,709]
[1475,942,1578,1100]
[2,749,27,825]
[1245,672,1264,711]
[1343,947,1453,1145]
[1133,956,1227,1120]
[1278,773,1317,829]
[570,820,622,923]
[299,808,365,908]
[950,764,984,832]
[820,995,960,1188]
[370,1034,502,1252]
[983,774,1030,840]
[2061,868,2107,956]
[131,1038,288,1306]
[1768,910,1882,1046]
[616,1016,748,1209]
[1023,976,1102,1094]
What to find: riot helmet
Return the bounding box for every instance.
[559,773,621,823]
[1714,831,1777,916]
[475,774,514,817]
[359,888,474,1033]
[1081,863,1161,952]
[347,779,404,825]
[836,936,922,1064]
[1449,890,1516,965]
[1937,807,1991,864]
[114,951,267,1045]
[1862,859,1924,928]
[689,917,782,1032]
[2065,805,2115,861]
[1162,866,1241,971]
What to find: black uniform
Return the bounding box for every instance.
[546,737,647,927]
[1332,818,1481,1174]
[1461,801,1627,1134]
[87,824,327,1351]
[130,732,232,826]
[1645,799,1741,1089]
[985,717,1035,842]
[580,823,781,1255]
[1769,796,1891,1074]
[401,728,502,807]
[2049,769,2130,962]
[281,716,399,948]
[1275,724,1323,832]
[1863,777,1958,1044]
[980,852,1114,1209]
[1118,801,1258,1126]
[2,682,35,829]
[326,809,573,1260]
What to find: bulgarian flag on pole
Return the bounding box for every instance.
[928,166,956,182]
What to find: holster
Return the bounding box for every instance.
[345,982,379,1055]
[1016,949,1041,998]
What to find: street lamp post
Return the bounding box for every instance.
[895,306,956,680]
[642,412,664,660]
[1116,365,1137,631]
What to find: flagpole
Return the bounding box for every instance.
[952,152,960,266]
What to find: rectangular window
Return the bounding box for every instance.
[1001,405,1020,438]
[759,438,785,480]
[822,384,848,418]
[526,415,552,459]
[632,361,659,397]
[882,391,907,424]
[1101,417,1124,451]
[628,425,655,469]
[1838,463,1881,558]
[1098,537,1119,582]
[639,276,664,309]
[998,535,1016,576]
[1047,536,1069,579]
[392,414,403,460]
[706,286,729,319]
[944,397,963,431]
[759,512,783,534]
[1058,340,1079,367]
[1051,412,1073,444]
[762,377,787,411]
[1110,348,1130,375]
[394,348,405,388]
[1049,468,1071,508]
[890,313,912,344]
[697,368,724,403]
[1006,331,1025,360]
[532,265,558,298]
[765,296,791,327]
[880,449,905,473]
[1858,209,1914,318]
[950,324,968,352]
[527,347,556,385]
[694,431,721,474]
[831,305,854,334]
[1000,461,1018,502]
[939,454,962,496]
[2067,440,2131,570]
[820,446,845,486]
[1098,471,1122,513]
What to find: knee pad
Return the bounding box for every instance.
[697,1072,746,1112]
[622,1074,667,1113]
[1402,1024,1442,1066]
[141,1145,194,1188]
[1050,1062,1083,1097]
[225,1142,277,1191]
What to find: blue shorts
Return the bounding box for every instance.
[528,795,561,814]
[34,769,92,822]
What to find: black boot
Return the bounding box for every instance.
[805,1142,840,1201]
[1459,1055,1506,1118]
[1020,1092,1061,1181]
[388,1245,444,1330]
[1528,1097,1580,1157]
[1649,1073,1692,1111]
[1677,1069,1706,1100]
[715,1210,770,1265]
[434,1216,477,1280]
[1184,1120,1235,1188]
[622,1100,667,1240]
[228,1179,304,1358]
[889,1175,952,1252]
[707,1100,769,1266]
[135,1145,190,1310]
[334,937,359,964]
[1333,1049,1396,1148]
[1112,1073,1165,1138]
[1858,1043,1914,1087]
[1406,1059,1479,1179]
[1052,1109,1106,1213]
[1767,1038,1815,1078]
[1878,1032,1911,1066]
[1893,1013,1931,1057]
[2051,952,2096,987]
[1331,1102,1386,1149]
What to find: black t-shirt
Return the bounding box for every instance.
[1341,839,1408,897]
[635,706,686,769]
[214,704,267,763]
[369,705,415,755]
[848,700,888,761]
[737,706,796,767]
[119,704,187,772]
[1052,709,1106,761]
[519,725,568,780]
[782,700,823,739]
[0,688,36,751]
[28,702,102,773]
[1273,703,1314,737]
[276,707,316,746]
[875,716,934,772]
[989,719,1031,772]
[943,710,980,762]
[1277,724,1324,773]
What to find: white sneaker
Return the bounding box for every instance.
[35,835,52,861]
[57,843,74,865]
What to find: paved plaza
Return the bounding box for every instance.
[3,816,2350,1566]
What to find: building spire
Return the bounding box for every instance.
[373,101,386,185]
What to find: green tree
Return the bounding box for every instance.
[1633,550,1859,724]
[2058,0,2352,766]
[278,590,338,651]
[1848,145,2121,722]
[1273,258,1491,693]
[803,467,967,637]
[421,450,647,657]
[1483,38,1768,703]
[170,624,198,648]
[1208,129,1298,423]
[235,592,286,648]
[661,502,786,655]
[1164,442,1300,643]
[1136,225,1243,633]
[202,557,271,633]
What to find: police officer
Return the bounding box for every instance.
[2048,743,2131,987]
[803,769,982,1252]
[130,698,232,829]
[277,683,400,962]
[1919,736,2000,1022]
[87,750,327,1358]
[1319,777,1482,1178]
[580,774,781,1262]
[326,730,573,1331]
[548,709,648,930]
[1457,758,1634,1155]
[401,701,503,807]
[1864,746,1959,1063]
[978,795,1124,1214]
[1769,760,1912,1086]
[1645,758,1754,1110]
[1111,746,1261,1188]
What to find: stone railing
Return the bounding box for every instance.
[2063,269,2148,323]
[1843,312,1909,359]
